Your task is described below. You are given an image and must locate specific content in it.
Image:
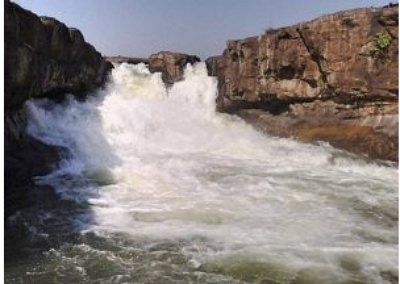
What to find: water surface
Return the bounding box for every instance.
[6,63,398,284]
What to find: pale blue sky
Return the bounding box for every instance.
[14,0,393,59]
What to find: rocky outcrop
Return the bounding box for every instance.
[105,51,200,85]
[207,5,398,161]
[5,0,112,112]
[149,51,200,84]
[5,0,112,217]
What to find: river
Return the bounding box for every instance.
[5,63,398,284]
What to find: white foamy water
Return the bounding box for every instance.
[22,63,398,283]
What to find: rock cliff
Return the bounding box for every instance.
[207,5,398,161]
[5,0,112,217]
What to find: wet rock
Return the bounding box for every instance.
[5,0,112,217]
[206,55,228,110]
[206,5,398,161]
[4,110,62,218]
[238,100,398,161]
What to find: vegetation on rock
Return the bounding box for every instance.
[375,31,392,51]
[373,31,393,60]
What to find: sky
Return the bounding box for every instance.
[14,0,394,59]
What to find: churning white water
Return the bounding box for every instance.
[18,63,398,283]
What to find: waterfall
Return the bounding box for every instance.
[9,62,397,284]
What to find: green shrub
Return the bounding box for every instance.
[374,31,392,52]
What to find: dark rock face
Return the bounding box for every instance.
[4,0,112,217]
[206,5,398,161]
[5,0,112,112]
[149,51,201,84]
[5,112,62,218]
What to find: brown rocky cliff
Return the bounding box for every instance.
[4,0,112,217]
[206,5,398,161]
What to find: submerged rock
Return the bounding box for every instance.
[206,5,398,161]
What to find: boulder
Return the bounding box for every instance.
[149,51,200,84]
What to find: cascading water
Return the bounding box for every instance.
[6,63,398,284]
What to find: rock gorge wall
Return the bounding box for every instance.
[206,5,398,161]
[4,0,112,217]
